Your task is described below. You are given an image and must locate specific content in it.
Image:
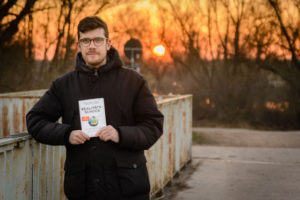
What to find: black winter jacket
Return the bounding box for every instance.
[26,46,164,199]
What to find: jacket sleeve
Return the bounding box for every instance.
[26,81,71,145]
[118,79,164,150]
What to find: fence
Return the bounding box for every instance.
[0,91,192,199]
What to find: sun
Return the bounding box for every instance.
[153,45,165,56]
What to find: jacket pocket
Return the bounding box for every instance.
[64,162,86,199]
[116,159,150,197]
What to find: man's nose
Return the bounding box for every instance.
[89,40,97,48]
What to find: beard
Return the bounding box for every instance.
[84,52,106,68]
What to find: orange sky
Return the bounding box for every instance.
[17,0,299,62]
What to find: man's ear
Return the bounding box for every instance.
[78,42,81,52]
[106,39,111,51]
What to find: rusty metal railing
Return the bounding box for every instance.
[0,91,192,199]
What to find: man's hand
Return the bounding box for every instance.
[95,125,119,143]
[69,130,90,145]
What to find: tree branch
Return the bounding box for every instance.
[268,0,300,70]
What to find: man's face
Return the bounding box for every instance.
[78,28,110,68]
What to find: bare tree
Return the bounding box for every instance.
[0,0,37,49]
[260,0,300,101]
[155,0,211,86]
[268,0,300,70]
[209,0,230,61]
[0,0,39,92]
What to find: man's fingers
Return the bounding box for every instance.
[76,133,85,141]
[75,138,83,144]
[95,126,108,137]
[70,127,116,144]
[98,130,109,140]
[71,137,82,145]
[99,132,107,140]
[96,126,119,143]
[102,132,112,141]
[80,131,90,141]
[70,131,90,145]
[94,129,103,137]
[75,131,89,141]
[75,135,85,144]
[100,131,115,141]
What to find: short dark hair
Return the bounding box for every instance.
[77,16,109,40]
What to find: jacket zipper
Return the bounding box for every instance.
[93,68,99,77]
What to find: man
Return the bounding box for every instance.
[26,16,163,200]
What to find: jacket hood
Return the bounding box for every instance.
[75,46,123,74]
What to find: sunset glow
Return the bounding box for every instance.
[153,45,165,57]
[7,0,298,62]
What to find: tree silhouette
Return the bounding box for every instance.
[0,0,37,50]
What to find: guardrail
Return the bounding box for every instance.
[0,90,45,138]
[0,91,192,199]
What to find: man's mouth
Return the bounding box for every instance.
[87,52,97,55]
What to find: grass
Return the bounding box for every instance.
[192,132,207,144]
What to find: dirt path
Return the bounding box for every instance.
[192,127,300,148]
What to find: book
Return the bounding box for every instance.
[78,98,106,137]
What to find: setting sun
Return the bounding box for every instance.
[153,45,165,56]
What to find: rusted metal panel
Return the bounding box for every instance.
[0,136,67,200]
[0,91,192,199]
[0,90,46,138]
[31,143,66,200]
[147,95,193,196]
[0,135,33,200]
[0,90,46,97]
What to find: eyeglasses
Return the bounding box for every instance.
[79,37,108,47]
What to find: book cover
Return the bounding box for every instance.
[78,98,106,137]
